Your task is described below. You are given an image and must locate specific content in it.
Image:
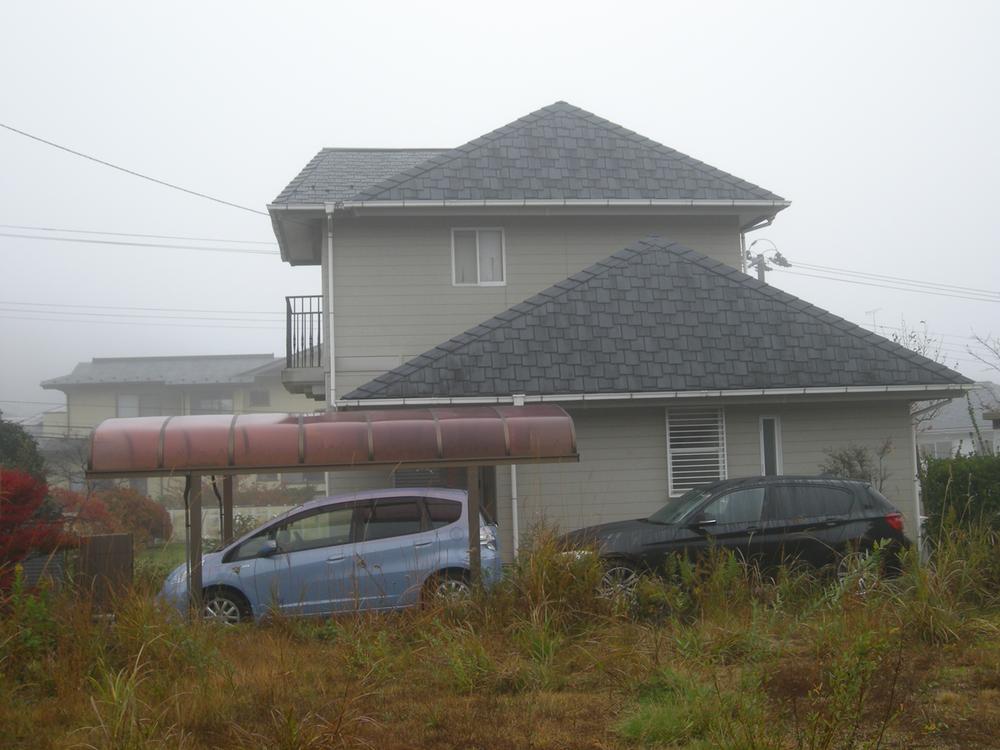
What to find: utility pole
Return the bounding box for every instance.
[745,238,790,283]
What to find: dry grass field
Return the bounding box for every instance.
[2,526,1000,750]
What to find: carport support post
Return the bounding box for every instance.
[466,466,482,583]
[187,474,203,616]
[221,475,234,545]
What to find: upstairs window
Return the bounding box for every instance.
[666,407,727,497]
[452,228,505,286]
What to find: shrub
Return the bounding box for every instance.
[50,487,120,536]
[0,469,69,576]
[97,487,172,547]
[921,454,1000,539]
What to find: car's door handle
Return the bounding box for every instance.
[326,555,344,563]
[413,541,433,548]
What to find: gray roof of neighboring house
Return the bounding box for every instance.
[271,101,784,205]
[42,354,279,388]
[345,238,971,401]
[273,148,447,205]
[919,382,1000,433]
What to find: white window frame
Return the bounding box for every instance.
[451,228,506,287]
[665,407,728,497]
[758,415,783,476]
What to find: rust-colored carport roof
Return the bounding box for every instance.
[86,405,578,478]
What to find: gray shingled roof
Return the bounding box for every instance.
[271,101,784,205]
[42,354,278,388]
[273,149,446,205]
[346,238,970,400]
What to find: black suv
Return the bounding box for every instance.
[561,476,910,573]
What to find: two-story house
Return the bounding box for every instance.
[269,101,970,555]
[41,353,326,495]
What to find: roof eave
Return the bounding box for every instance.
[338,383,972,409]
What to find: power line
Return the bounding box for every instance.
[792,260,1000,298]
[0,306,281,323]
[0,122,269,217]
[0,223,277,246]
[773,268,1000,303]
[0,231,278,255]
[0,299,284,316]
[0,313,281,331]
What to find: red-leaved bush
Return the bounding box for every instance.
[52,486,171,547]
[0,469,71,572]
[49,487,120,536]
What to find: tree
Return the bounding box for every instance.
[0,411,46,480]
[889,320,957,428]
[0,469,69,575]
[818,439,894,491]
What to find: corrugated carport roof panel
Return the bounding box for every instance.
[86,405,578,477]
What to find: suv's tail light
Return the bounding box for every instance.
[885,513,904,533]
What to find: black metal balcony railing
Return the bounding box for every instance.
[285,295,323,369]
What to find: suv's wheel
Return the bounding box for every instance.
[423,571,472,603]
[202,588,250,624]
[599,561,640,599]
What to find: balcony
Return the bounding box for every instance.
[283,295,325,400]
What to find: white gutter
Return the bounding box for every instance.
[336,383,972,409]
[267,199,792,212]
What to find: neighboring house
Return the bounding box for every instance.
[917,382,1000,457]
[268,101,971,555]
[40,354,326,494]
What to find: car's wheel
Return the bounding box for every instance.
[599,561,640,599]
[423,571,472,603]
[202,588,250,624]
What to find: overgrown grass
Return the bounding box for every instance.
[2,518,1000,749]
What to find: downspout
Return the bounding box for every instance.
[325,210,336,499]
[510,393,525,558]
[326,210,336,407]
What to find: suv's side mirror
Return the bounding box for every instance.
[687,517,718,530]
[258,539,279,558]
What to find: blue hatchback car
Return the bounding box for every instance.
[160,488,501,623]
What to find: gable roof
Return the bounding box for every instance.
[270,101,784,206]
[345,238,971,401]
[273,148,446,205]
[42,354,279,389]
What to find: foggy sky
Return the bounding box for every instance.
[2,0,998,420]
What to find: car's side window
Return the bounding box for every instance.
[358,498,423,542]
[228,530,274,562]
[425,498,462,529]
[276,506,354,554]
[699,487,765,525]
[765,485,854,521]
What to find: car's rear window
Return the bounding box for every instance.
[425,499,462,529]
[358,499,423,542]
[766,484,854,520]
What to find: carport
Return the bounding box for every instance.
[85,405,578,613]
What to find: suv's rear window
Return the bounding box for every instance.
[766,484,854,520]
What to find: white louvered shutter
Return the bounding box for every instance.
[666,408,727,496]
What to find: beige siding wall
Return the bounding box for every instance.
[494,399,919,561]
[330,214,741,397]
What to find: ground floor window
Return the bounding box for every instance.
[759,416,783,476]
[666,407,727,496]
